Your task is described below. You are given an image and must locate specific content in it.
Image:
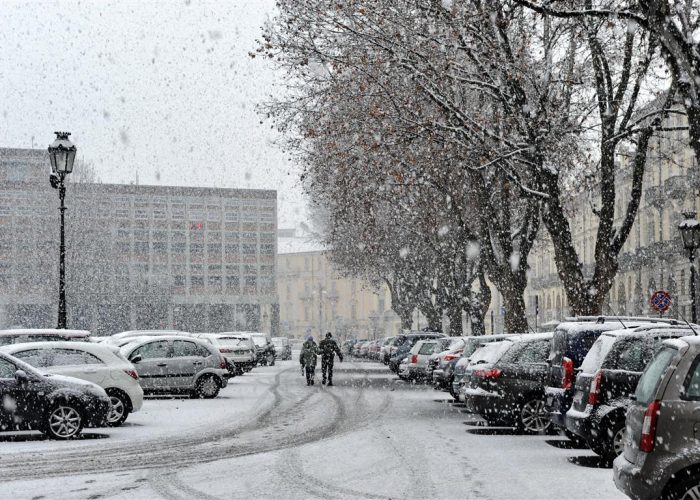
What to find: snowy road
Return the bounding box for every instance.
[0,360,624,499]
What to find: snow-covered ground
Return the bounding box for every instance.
[1,360,624,499]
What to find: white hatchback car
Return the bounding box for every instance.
[0,341,143,426]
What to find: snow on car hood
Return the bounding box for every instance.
[44,374,108,396]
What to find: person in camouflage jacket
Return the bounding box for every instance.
[319,332,343,386]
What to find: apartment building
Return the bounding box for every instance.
[0,148,278,334]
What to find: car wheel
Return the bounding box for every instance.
[591,420,625,461]
[44,404,84,440]
[662,471,700,500]
[106,389,131,427]
[518,397,551,434]
[194,374,220,399]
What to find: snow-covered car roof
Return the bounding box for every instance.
[118,335,215,354]
[0,340,124,360]
[0,328,91,338]
[598,324,699,339]
[111,329,186,339]
[508,332,554,343]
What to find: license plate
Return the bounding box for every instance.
[573,391,584,405]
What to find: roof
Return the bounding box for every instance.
[119,335,212,351]
[601,325,698,339]
[0,341,120,356]
[277,237,325,255]
[111,330,185,339]
[509,332,554,342]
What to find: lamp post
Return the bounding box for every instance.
[48,132,77,329]
[679,211,700,323]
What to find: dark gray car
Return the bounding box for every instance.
[614,335,700,500]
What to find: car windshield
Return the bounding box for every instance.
[251,336,267,347]
[635,346,677,405]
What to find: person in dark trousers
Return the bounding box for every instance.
[299,335,319,386]
[319,332,343,386]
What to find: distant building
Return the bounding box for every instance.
[0,148,278,335]
[276,248,404,340]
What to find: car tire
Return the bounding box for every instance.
[590,420,625,461]
[517,397,552,434]
[662,470,700,500]
[43,403,84,440]
[193,374,220,399]
[106,389,131,427]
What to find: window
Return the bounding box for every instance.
[11,349,48,368]
[134,241,149,254]
[226,275,240,289]
[684,353,700,400]
[153,242,167,253]
[191,276,204,287]
[245,275,257,287]
[242,244,257,255]
[261,244,274,255]
[51,349,103,366]
[132,341,169,360]
[174,275,185,287]
[208,243,222,256]
[171,340,204,357]
[190,244,204,256]
[636,347,677,404]
[0,358,17,378]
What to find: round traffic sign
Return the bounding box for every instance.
[650,290,672,313]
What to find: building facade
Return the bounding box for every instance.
[277,250,405,340]
[0,148,278,335]
[521,110,698,328]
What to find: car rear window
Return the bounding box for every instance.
[219,338,247,347]
[580,334,618,374]
[636,347,677,405]
[469,341,511,366]
[419,343,436,355]
[603,337,651,372]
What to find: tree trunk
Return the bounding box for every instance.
[501,280,529,333]
[419,303,443,332]
[400,313,413,330]
[447,307,463,336]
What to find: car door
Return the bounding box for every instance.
[0,356,51,430]
[169,340,207,388]
[128,340,172,390]
[44,348,108,387]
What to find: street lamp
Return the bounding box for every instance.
[679,211,700,323]
[48,132,77,329]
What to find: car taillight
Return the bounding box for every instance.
[444,351,462,362]
[220,357,227,369]
[561,357,574,390]
[410,355,418,364]
[640,400,661,453]
[220,348,233,353]
[124,369,139,380]
[473,368,502,378]
[587,370,603,405]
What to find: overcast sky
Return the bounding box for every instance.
[0,0,305,228]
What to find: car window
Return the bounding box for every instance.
[51,349,103,366]
[511,341,550,364]
[0,337,13,346]
[0,358,17,378]
[132,341,170,359]
[26,335,64,342]
[604,338,649,372]
[549,330,567,364]
[12,349,51,368]
[580,335,618,374]
[683,353,700,401]
[171,340,203,357]
[637,347,677,405]
[419,342,436,355]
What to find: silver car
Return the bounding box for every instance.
[196,334,257,374]
[614,335,700,499]
[120,335,228,398]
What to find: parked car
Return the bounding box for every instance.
[380,337,397,364]
[272,337,292,360]
[402,340,440,382]
[0,351,111,439]
[388,332,446,373]
[0,341,143,427]
[451,334,514,399]
[566,324,696,460]
[428,337,469,389]
[545,317,683,438]
[368,340,383,360]
[614,335,700,499]
[0,328,91,345]
[236,332,276,366]
[462,333,553,433]
[197,334,257,375]
[120,336,228,398]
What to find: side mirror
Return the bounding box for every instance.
[14,370,29,384]
[130,355,142,364]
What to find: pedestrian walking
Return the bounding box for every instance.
[299,335,319,386]
[319,332,343,386]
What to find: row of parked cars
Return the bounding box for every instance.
[367,317,700,500]
[0,328,293,440]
